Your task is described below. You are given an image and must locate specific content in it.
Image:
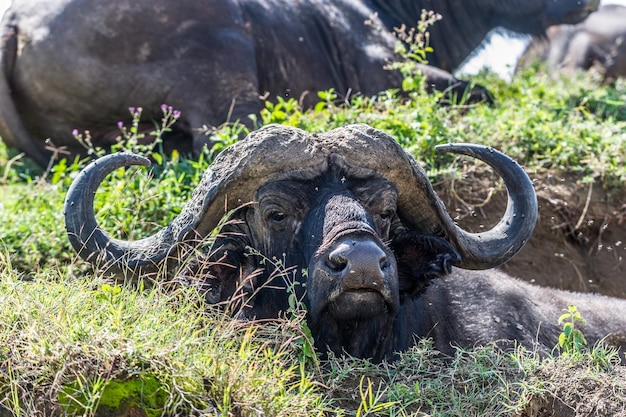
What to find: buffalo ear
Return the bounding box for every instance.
[390,232,460,298]
[175,216,259,312]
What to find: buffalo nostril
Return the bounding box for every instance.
[380,256,390,271]
[326,239,390,278]
[327,248,349,272]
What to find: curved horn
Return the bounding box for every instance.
[64,153,165,272]
[434,143,538,269]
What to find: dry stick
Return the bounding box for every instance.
[589,210,612,257]
[574,181,594,231]
[226,97,237,125]
[449,170,497,210]
[38,139,71,184]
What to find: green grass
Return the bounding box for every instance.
[0,66,625,415]
[0,269,326,415]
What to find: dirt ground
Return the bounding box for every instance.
[515,360,626,417]
[435,164,626,299]
[434,164,626,416]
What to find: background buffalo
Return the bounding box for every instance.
[0,0,599,166]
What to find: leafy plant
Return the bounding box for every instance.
[72,104,182,160]
[314,88,339,113]
[384,9,442,93]
[557,305,588,356]
[258,96,303,126]
[557,305,622,369]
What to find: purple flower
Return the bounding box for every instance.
[161,103,167,113]
[173,110,181,119]
[72,129,79,136]
[117,121,124,129]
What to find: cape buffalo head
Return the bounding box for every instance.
[65,124,537,361]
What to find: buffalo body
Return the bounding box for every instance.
[518,4,626,83]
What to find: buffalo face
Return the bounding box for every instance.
[301,177,401,359]
[190,171,462,360]
[189,174,405,358]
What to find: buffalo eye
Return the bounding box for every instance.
[379,209,395,221]
[374,208,395,238]
[268,210,287,223]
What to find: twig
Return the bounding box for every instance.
[2,152,24,183]
[574,181,593,230]
[449,172,497,210]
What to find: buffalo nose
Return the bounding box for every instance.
[327,238,390,284]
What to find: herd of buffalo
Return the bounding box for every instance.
[519,4,626,84]
[2,0,626,362]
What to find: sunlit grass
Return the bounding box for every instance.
[0,259,326,415]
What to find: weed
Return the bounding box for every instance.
[355,376,397,417]
[556,305,623,370]
[286,273,318,372]
[557,304,588,357]
[384,9,442,93]
[244,247,319,371]
[314,88,339,113]
[258,96,304,126]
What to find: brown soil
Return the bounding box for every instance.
[515,360,626,417]
[434,163,626,299]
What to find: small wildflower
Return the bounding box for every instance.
[117,121,124,129]
[173,110,181,119]
[72,129,79,137]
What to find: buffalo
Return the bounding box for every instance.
[518,4,626,83]
[64,124,626,362]
[1,0,600,167]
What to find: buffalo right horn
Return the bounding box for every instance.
[432,143,538,269]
